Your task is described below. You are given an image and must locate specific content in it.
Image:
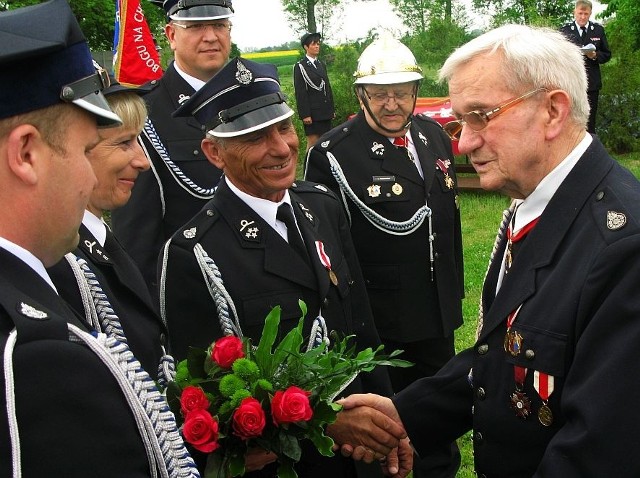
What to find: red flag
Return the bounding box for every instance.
[113,0,163,87]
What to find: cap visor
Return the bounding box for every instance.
[209,103,293,137]
[73,92,122,127]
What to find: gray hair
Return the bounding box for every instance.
[439,24,589,128]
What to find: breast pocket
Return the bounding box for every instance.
[361,179,410,205]
[505,324,568,378]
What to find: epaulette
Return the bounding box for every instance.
[141,77,161,94]
[314,116,358,153]
[414,113,445,130]
[291,180,335,196]
[172,205,220,244]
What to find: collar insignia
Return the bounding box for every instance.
[418,131,429,146]
[239,219,260,241]
[371,142,385,156]
[18,302,48,320]
[183,227,197,239]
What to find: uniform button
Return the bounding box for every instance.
[386,193,391,197]
[206,209,214,216]
[476,387,486,400]
[596,191,605,201]
[193,149,199,155]
[434,252,439,259]
[432,232,437,239]
[323,298,330,307]
[525,349,535,360]
[473,431,484,444]
[477,344,489,355]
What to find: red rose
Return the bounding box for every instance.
[271,386,313,425]
[182,409,220,453]
[180,386,210,416]
[232,397,266,440]
[211,336,244,368]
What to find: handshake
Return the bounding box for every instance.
[327,394,413,478]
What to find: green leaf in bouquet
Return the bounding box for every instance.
[254,305,282,369]
[279,431,302,462]
[228,452,246,477]
[277,458,298,478]
[165,381,183,418]
[204,451,227,478]
[307,425,335,457]
[186,346,209,379]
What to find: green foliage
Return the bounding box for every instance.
[596,0,640,153]
[471,0,573,26]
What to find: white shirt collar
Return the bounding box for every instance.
[306,55,318,64]
[0,237,58,293]
[173,60,207,92]
[512,133,592,233]
[225,177,293,240]
[82,210,107,247]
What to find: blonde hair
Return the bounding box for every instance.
[105,92,147,132]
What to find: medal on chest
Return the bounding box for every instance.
[436,158,454,189]
[315,240,338,286]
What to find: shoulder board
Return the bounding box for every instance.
[313,117,356,152]
[414,113,443,129]
[291,180,335,196]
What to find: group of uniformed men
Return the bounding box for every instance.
[3,0,640,477]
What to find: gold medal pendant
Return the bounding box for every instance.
[392,183,403,195]
[504,329,523,357]
[444,174,454,189]
[328,269,338,286]
[538,403,554,427]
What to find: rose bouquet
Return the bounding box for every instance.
[167,303,410,478]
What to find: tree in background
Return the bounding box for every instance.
[472,0,573,26]
[596,0,640,153]
[280,0,341,34]
[2,0,165,50]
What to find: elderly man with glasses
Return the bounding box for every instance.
[337,24,640,477]
[305,33,463,478]
[111,0,233,301]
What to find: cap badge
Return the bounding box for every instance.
[18,302,48,320]
[240,219,260,241]
[607,211,627,230]
[183,227,197,239]
[371,142,385,156]
[235,61,253,85]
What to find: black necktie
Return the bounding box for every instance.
[580,27,587,45]
[277,204,310,263]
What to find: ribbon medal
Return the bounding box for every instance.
[315,241,338,286]
[534,371,555,427]
[436,158,455,189]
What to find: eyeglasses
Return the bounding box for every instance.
[172,21,232,34]
[442,87,548,141]
[363,88,416,105]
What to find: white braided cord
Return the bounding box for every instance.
[72,258,198,478]
[325,151,432,235]
[4,329,21,477]
[193,243,243,339]
[297,62,326,92]
[143,119,216,199]
[475,203,515,340]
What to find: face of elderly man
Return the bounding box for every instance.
[202,118,299,202]
[448,52,550,199]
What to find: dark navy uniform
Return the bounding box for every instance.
[393,138,640,477]
[560,21,611,133]
[306,110,464,477]
[161,179,393,477]
[48,223,168,379]
[111,62,222,297]
[293,56,335,135]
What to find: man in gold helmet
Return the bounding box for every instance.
[305,33,463,478]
